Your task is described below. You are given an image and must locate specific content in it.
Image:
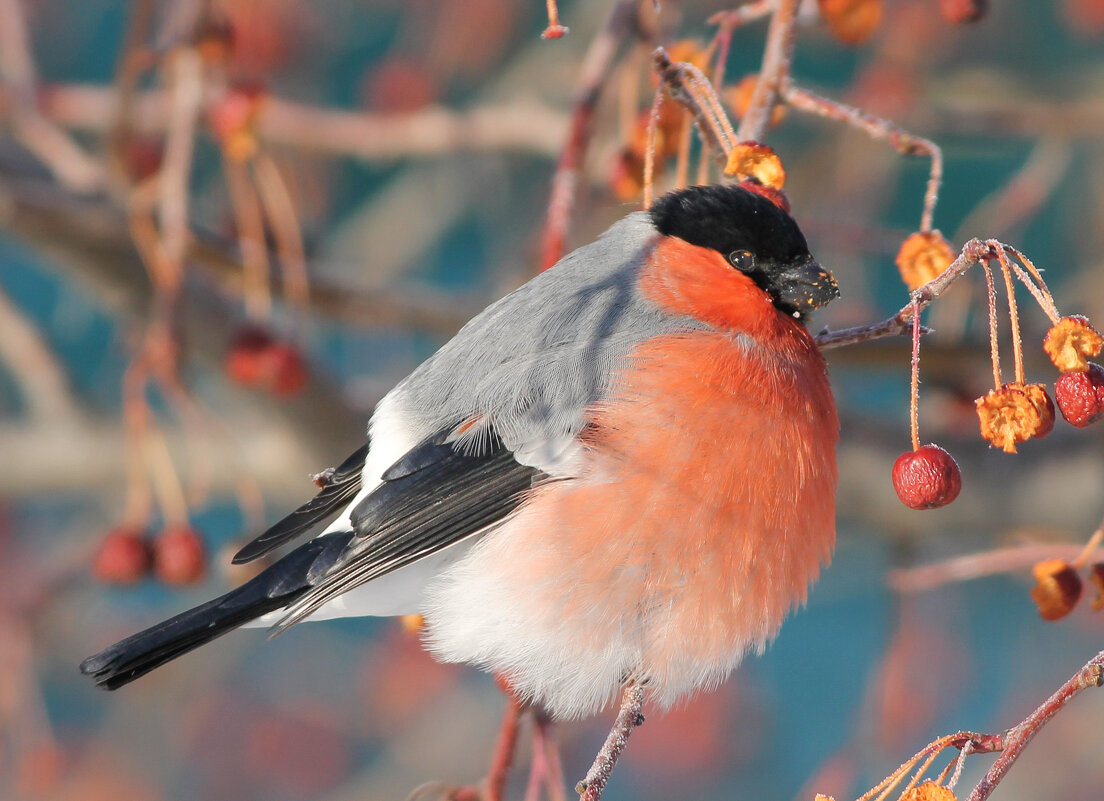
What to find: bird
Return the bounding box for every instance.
[81,182,839,788]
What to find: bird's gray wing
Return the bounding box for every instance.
[271,424,544,631]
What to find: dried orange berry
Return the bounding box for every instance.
[1030,558,1082,621]
[818,0,883,45]
[725,75,787,127]
[1019,382,1056,439]
[541,23,568,39]
[895,231,955,291]
[1055,363,1104,427]
[976,384,1047,453]
[1043,315,1103,373]
[892,444,962,509]
[900,781,958,801]
[724,142,786,190]
[1089,563,1104,611]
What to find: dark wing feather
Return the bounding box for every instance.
[80,531,356,690]
[232,443,369,564]
[272,428,543,631]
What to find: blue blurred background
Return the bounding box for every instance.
[2,1,1103,799]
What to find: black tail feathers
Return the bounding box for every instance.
[80,531,354,690]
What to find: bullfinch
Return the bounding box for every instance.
[81,183,839,731]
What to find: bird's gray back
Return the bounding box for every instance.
[386,212,705,468]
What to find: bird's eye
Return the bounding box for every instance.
[728,250,756,271]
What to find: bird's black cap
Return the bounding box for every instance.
[649,184,839,319]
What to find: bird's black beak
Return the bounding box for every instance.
[772,257,839,318]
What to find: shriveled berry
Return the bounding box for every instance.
[895,231,955,292]
[940,0,987,24]
[723,141,786,190]
[976,384,1048,453]
[1020,382,1055,439]
[92,528,151,584]
[900,780,958,801]
[892,444,962,509]
[1089,563,1104,612]
[1044,315,1103,373]
[1030,558,1082,621]
[1042,315,1095,375]
[1055,363,1104,427]
[154,526,207,585]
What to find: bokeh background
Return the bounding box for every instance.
[2,1,1104,800]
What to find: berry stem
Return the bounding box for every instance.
[253,154,310,318]
[544,0,562,31]
[981,259,1003,389]
[223,156,273,321]
[674,110,692,190]
[1005,245,1061,323]
[1072,525,1104,570]
[996,248,1025,386]
[1005,257,1061,325]
[144,423,190,528]
[896,748,942,799]
[642,85,664,210]
[910,298,921,452]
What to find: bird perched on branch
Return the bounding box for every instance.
[81,182,839,790]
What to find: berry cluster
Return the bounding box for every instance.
[890,238,1104,511]
[92,525,206,586]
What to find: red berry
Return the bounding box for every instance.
[225,328,308,396]
[940,0,987,24]
[153,526,207,585]
[225,327,274,387]
[265,342,308,397]
[1055,363,1104,427]
[892,444,962,510]
[92,528,151,584]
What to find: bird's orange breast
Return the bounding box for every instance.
[424,237,839,716]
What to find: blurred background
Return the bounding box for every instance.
[2,1,1104,799]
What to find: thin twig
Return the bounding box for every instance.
[889,540,1104,594]
[652,48,734,165]
[0,0,103,191]
[965,651,1104,801]
[157,46,203,279]
[707,1,773,31]
[253,153,310,313]
[736,0,799,143]
[0,283,82,424]
[577,684,645,801]
[539,0,642,271]
[784,85,943,232]
[816,238,997,350]
[485,695,523,801]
